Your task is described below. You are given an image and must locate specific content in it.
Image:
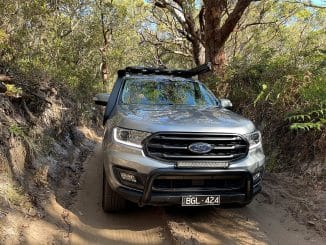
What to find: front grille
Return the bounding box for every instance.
[145,133,249,162]
[152,175,246,192]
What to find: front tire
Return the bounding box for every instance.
[102,169,127,212]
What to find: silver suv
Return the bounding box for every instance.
[94,65,265,212]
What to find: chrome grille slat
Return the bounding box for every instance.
[213,145,247,150]
[145,133,249,162]
[147,143,188,150]
[153,136,242,141]
[154,154,240,159]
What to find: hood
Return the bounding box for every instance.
[115,105,255,135]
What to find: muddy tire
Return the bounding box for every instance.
[102,169,127,212]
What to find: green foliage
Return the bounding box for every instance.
[253,84,268,107]
[0,29,7,44]
[290,121,324,131]
[226,8,326,168]
[4,84,23,97]
[9,124,25,138]
[300,75,326,104]
[0,0,325,172]
[9,124,39,155]
[3,184,25,207]
[288,108,326,131]
[0,0,152,105]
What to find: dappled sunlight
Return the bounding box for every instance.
[1,0,325,243]
[76,126,102,143]
[163,206,269,245]
[66,149,269,245]
[67,149,171,244]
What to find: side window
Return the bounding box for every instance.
[199,84,218,106]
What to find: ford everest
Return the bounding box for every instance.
[94,64,265,212]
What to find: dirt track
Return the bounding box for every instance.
[68,149,326,245]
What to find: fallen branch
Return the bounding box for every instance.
[27,91,53,105]
[22,100,37,124]
[0,74,14,82]
[0,82,7,93]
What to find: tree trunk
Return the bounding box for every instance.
[209,48,226,77]
[192,38,205,66]
[0,74,14,83]
[203,0,224,76]
[153,0,252,78]
[101,59,108,83]
[100,12,111,84]
[203,0,252,77]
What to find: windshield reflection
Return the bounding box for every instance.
[120,78,218,107]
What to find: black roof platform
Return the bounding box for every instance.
[117,63,212,78]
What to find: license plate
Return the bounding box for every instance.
[181,195,220,206]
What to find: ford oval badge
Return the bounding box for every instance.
[188,142,213,154]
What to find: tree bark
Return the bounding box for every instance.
[203,0,224,75]
[203,0,252,76]
[100,58,108,84]
[0,74,13,82]
[100,10,111,84]
[153,0,253,78]
[192,40,205,66]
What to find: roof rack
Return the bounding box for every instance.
[117,63,212,78]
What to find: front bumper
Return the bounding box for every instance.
[103,141,265,206]
[115,168,262,206]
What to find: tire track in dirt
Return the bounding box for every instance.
[68,148,172,244]
[68,149,326,245]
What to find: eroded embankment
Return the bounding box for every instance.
[0,80,101,244]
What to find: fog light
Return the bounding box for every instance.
[253,172,261,181]
[120,172,137,183]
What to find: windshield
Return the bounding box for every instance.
[120,78,218,106]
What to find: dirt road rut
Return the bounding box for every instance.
[69,150,326,245]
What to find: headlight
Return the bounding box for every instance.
[113,127,151,148]
[244,130,262,149]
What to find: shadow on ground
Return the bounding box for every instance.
[65,148,270,245]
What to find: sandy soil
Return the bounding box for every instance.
[68,150,326,245]
[2,134,324,245]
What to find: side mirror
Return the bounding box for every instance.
[220,99,233,109]
[93,93,110,106]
